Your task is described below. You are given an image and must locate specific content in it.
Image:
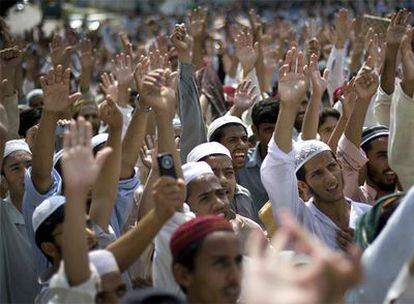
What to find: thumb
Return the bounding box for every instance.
[68,92,81,104]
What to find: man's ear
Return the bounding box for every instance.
[173,263,193,292]
[251,124,258,137]
[41,242,60,261]
[297,180,311,201]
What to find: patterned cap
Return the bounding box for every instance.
[294,140,331,173]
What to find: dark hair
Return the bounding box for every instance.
[209,123,246,143]
[318,108,340,129]
[19,107,42,137]
[34,205,65,263]
[251,98,280,128]
[172,238,205,294]
[296,166,306,182]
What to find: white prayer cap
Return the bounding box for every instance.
[207,115,246,142]
[182,161,214,185]
[26,89,43,103]
[4,139,31,159]
[92,133,109,149]
[294,140,331,173]
[187,142,232,163]
[32,195,66,233]
[89,249,119,276]
[53,133,109,167]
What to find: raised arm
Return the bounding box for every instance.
[261,47,310,222]
[108,175,185,272]
[188,7,207,70]
[170,24,207,163]
[301,53,328,140]
[89,97,123,231]
[77,38,96,94]
[228,79,259,118]
[388,27,414,190]
[33,66,80,193]
[61,118,111,286]
[120,57,151,179]
[112,52,133,108]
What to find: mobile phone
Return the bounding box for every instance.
[157,153,177,178]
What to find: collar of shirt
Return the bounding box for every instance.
[3,196,25,226]
[245,143,263,168]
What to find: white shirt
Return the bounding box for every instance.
[261,137,371,250]
[153,204,195,296]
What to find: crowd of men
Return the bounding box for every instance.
[1,1,414,303]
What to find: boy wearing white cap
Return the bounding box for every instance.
[187,141,259,223]
[261,48,371,251]
[1,139,39,303]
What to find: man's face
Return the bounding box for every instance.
[219,125,249,170]
[2,151,32,196]
[318,116,338,144]
[96,272,126,304]
[204,155,236,203]
[79,104,100,135]
[253,122,275,149]
[186,231,242,304]
[294,99,308,132]
[187,174,231,218]
[365,137,396,191]
[304,151,344,203]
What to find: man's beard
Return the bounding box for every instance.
[367,165,396,192]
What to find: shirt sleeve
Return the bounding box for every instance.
[110,169,140,237]
[48,261,100,304]
[326,47,346,105]
[349,186,414,303]
[388,82,414,190]
[260,137,314,227]
[373,85,393,127]
[336,135,368,203]
[177,62,207,163]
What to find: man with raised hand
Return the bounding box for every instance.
[261,47,371,251]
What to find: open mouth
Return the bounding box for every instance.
[234,152,245,161]
[326,184,339,193]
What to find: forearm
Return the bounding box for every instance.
[344,99,370,147]
[136,169,157,219]
[254,42,267,93]
[192,36,204,70]
[3,92,19,139]
[301,94,321,140]
[117,84,131,107]
[108,209,165,272]
[79,67,93,94]
[157,115,183,178]
[63,187,90,286]
[15,63,23,97]
[120,110,149,179]
[228,105,244,118]
[90,129,122,230]
[274,104,297,153]
[380,47,398,95]
[349,50,363,75]
[32,111,59,193]
[327,113,348,152]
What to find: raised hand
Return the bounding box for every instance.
[99,73,118,102]
[340,77,357,119]
[133,55,150,93]
[119,33,133,58]
[148,48,170,71]
[156,35,169,56]
[188,7,207,38]
[234,30,259,74]
[170,24,192,63]
[233,79,259,111]
[401,27,414,97]
[333,8,352,49]
[50,33,72,68]
[152,176,186,221]
[278,47,308,106]
[354,57,379,101]
[77,38,95,69]
[305,53,328,97]
[386,9,411,49]
[39,65,81,113]
[139,134,157,169]
[112,52,133,88]
[366,33,385,70]
[62,117,111,190]
[99,95,123,130]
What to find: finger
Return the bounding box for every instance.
[322,69,329,81]
[69,119,78,147]
[55,65,63,83]
[77,116,87,146]
[68,92,82,105]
